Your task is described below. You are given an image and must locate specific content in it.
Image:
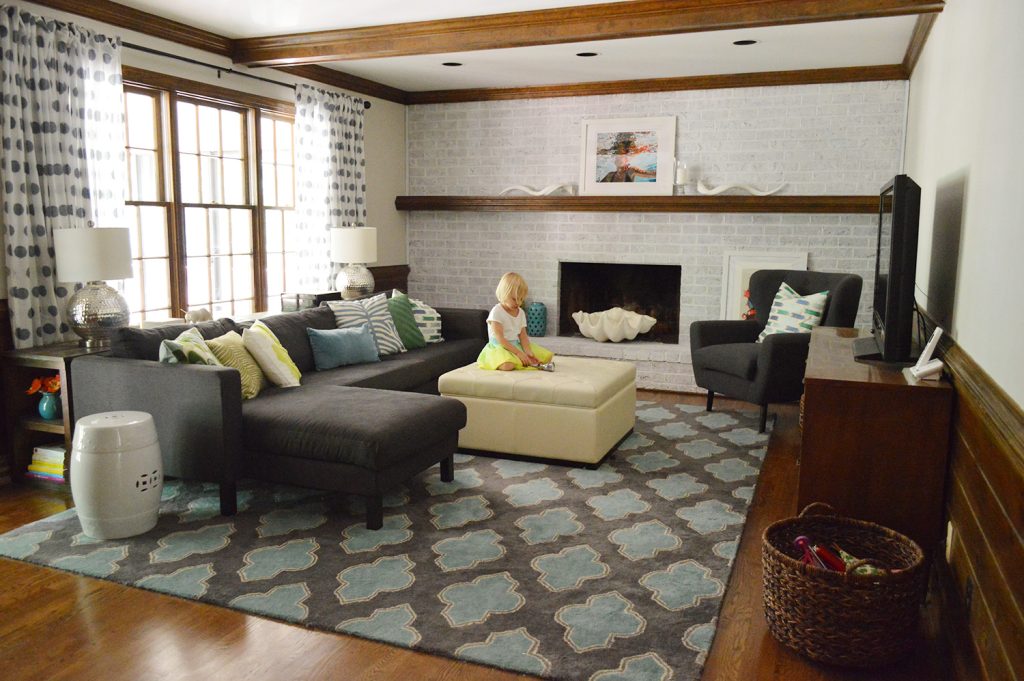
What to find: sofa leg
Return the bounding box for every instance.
[759,404,768,433]
[706,390,714,412]
[220,481,237,516]
[440,455,455,482]
[366,495,383,530]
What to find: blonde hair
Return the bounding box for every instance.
[495,272,528,306]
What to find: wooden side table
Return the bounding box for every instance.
[1,342,109,483]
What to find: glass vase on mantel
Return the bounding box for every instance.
[38,392,61,421]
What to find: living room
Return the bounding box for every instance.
[0,1,1021,680]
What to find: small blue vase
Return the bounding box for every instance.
[38,392,60,421]
[526,301,547,337]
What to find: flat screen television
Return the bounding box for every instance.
[854,174,921,364]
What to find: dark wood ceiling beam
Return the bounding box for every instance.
[405,64,907,105]
[27,0,404,103]
[232,0,945,67]
[902,13,938,77]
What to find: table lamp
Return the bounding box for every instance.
[330,227,377,300]
[53,227,133,347]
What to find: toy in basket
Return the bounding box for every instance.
[761,503,927,667]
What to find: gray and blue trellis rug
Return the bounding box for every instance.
[0,401,768,681]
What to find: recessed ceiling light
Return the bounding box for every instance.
[576,52,599,57]
[442,62,462,67]
[732,39,758,46]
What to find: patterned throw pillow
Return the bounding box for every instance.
[757,282,829,342]
[324,293,407,356]
[206,331,267,399]
[242,320,301,388]
[410,297,444,344]
[388,290,426,350]
[158,327,222,366]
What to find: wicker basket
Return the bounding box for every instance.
[762,503,927,667]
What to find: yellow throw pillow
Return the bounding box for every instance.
[207,331,266,399]
[242,320,301,387]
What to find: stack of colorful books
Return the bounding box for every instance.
[26,443,66,483]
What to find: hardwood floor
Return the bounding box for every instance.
[0,392,950,681]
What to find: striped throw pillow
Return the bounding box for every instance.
[324,293,407,356]
[757,282,829,342]
[242,320,301,387]
[206,331,267,399]
[410,298,444,344]
[388,290,426,350]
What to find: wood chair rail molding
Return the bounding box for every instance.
[231,0,945,67]
[395,195,879,214]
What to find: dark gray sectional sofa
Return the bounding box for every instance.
[71,305,488,528]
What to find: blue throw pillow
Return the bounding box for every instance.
[307,324,380,370]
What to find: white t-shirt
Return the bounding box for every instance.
[487,304,526,344]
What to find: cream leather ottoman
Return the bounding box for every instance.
[438,356,636,465]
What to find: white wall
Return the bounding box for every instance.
[406,82,906,391]
[904,0,1024,408]
[9,1,408,270]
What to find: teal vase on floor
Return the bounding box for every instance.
[526,301,547,337]
[38,392,60,421]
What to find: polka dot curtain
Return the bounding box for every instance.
[0,6,126,348]
[293,84,367,291]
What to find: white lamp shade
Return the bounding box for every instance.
[330,227,377,264]
[54,228,133,282]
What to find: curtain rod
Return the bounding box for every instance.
[122,42,371,109]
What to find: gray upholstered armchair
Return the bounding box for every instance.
[690,269,863,432]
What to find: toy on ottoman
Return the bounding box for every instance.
[438,356,636,466]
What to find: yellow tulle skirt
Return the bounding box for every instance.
[476,341,554,370]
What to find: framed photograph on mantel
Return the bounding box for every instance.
[578,116,676,196]
[720,251,809,320]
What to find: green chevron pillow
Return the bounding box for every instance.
[207,331,266,399]
[388,290,426,350]
[158,327,222,366]
[757,282,829,342]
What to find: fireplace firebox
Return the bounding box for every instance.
[558,262,681,343]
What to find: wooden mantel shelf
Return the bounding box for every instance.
[395,195,878,214]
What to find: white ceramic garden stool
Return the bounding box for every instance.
[70,411,163,540]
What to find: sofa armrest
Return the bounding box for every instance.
[437,308,488,341]
[71,356,244,496]
[750,332,812,404]
[690,319,761,351]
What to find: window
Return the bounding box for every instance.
[119,74,296,321]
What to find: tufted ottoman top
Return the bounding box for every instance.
[438,356,635,409]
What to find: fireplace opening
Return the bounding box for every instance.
[558,261,681,343]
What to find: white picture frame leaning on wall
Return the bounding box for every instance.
[578,116,676,196]
[720,251,809,320]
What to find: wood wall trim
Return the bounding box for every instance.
[274,65,407,104]
[28,0,233,56]
[232,0,945,67]
[26,0,402,103]
[395,195,879,214]
[122,66,294,115]
[902,13,938,77]
[405,64,908,105]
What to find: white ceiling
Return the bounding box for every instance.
[119,0,615,38]
[332,16,917,92]
[115,1,918,92]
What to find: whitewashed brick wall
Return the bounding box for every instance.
[405,81,907,392]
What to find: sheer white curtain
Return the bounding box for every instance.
[293,84,366,290]
[0,5,126,347]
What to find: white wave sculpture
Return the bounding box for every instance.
[498,183,576,196]
[696,180,787,196]
[572,307,657,343]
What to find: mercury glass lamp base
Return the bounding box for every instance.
[67,281,130,347]
[335,264,375,300]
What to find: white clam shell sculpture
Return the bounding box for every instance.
[572,307,657,343]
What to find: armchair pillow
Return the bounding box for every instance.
[324,293,406,356]
[757,282,829,342]
[242,320,301,387]
[307,324,381,370]
[410,297,444,343]
[207,331,266,399]
[388,290,426,350]
[158,327,222,366]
